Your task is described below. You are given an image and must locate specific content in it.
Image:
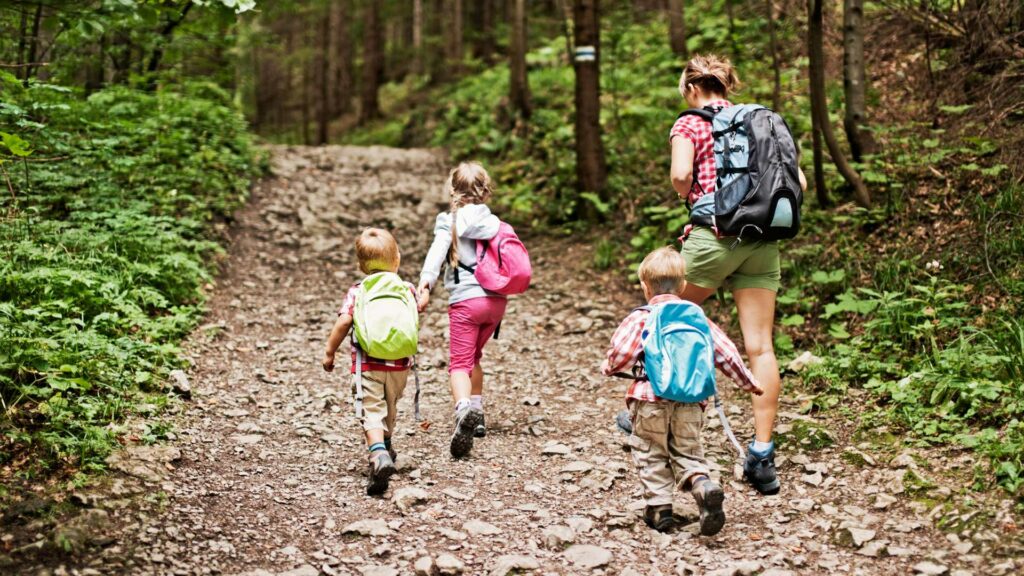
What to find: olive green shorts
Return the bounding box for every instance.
[681,226,781,292]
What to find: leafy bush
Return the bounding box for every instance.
[0,73,259,477]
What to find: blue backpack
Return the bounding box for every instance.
[639,301,717,403]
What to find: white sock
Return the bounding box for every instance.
[751,439,774,454]
[470,395,483,410]
[455,398,471,413]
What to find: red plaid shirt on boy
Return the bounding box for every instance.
[339,282,415,374]
[669,99,733,207]
[602,294,760,402]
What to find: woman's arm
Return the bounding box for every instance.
[670,136,696,199]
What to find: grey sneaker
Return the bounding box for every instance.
[450,406,483,458]
[384,438,397,464]
[474,413,486,438]
[366,451,396,496]
[692,479,725,536]
[743,445,781,495]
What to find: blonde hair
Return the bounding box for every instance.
[355,228,399,274]
[679,53,740,99]
[446,161,493,268]
[638,247,687,296]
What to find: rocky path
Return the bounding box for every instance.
[14,146,1020,575]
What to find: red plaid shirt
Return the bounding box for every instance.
[670,99,733,207]
[601,294,760,402]
[339,282,415,374]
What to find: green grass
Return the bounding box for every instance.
[0,75,261,481]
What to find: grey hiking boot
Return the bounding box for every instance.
[450,406,483,458]
[474,412,486,438]
[366,451,396,496]
[384,438,397,464]
[615,409,632,435]
[743,445,781,495]
[691,479,725,536]
[643,504,675,532]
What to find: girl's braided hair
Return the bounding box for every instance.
[447,162,493,268]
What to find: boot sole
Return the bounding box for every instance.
[473,426,486,438]
[450,408,483,458]
[746,473,781,495]
[698,485,726,536]
[366,462,396,496]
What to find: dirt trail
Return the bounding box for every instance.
[22,146,1010,575]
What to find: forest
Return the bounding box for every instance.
[1,0,1023,574]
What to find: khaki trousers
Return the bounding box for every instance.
[357,370,409,434]
[628,399,710,507]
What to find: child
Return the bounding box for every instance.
[417,162,506,459]
[600,247,763,534]
[322,228,416,496]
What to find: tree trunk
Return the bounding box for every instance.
[842,0,874,161]
[474,0,496,64]
[573,0,608,206]
[725,0,738,57]
[808,0,870,208]
[333,0,353,116]
[317,11,331,145]
[446,0,464,77]
[16,7,28,80]
[301,28,312,145]
[509,0,532,121]
[556,0,575,63]
[667,0,687,58]
[766,0,781,111]
[23,3,44,82]
[146,2,195,89]
[360,0,382,124]
[412,0,423,74]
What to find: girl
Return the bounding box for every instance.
[417,162,507,459]
[668,54,806,495]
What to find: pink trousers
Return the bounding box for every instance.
[447,296,507,374]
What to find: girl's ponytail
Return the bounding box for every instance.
[445,162,494,270]
[680,54,741,98]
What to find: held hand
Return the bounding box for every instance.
[322,353,335,373]
[416,281,431,312]
[599,359,611,376]
[751,381,764,396]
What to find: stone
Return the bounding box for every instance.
[560,461,593,473]
[488,554,539,576]
[790,499,815,513]
[342,519,390,537]
[50,509,110,551]
[542,525,575,549]
[522,396,541,406]
[435,554,464,575]
[233,434,264,445]
[801,471,823,486]
[168,369,192,398]
[874,494,898,510]
[413,556,435,576]
[441,488,472,501]
[834,526,876,548]
[566,516,594,534]
[360,567,399,576]
[542,443,571,455]
[912,562,949,575]
[734,561,763,576]
[787,351,823,372]
[279,566,319,576]
[462,520,501,536]
[392,487,430,513]
[856,541,888,558]
[562,545,612,570]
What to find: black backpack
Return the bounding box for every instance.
[678,104,803,241]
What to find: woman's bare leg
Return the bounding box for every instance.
[733,287,780,443]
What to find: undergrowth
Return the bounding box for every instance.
[0,74,260,486]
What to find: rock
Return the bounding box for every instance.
[760,570,796,576]
[168,369,192,398]
[801,471,824,487]
[890,452,917,469]
[874,493,898,510]
[560,461,593,473]
[488,554,540,576]
[733,561,763,576]
[392,487,430,513]
[50,509,110,551]
[435,554,464,575]
[438,528,467,541]
[566,517,594,534]
[834,526,876,548]
[342,519,390,537]
[106,445,181,482]
[360,567,399,576]
[605,515,635,529]
[790,499,815,513]
[522,396,541,406]
[786,351,823,372]
[541,443,570,455]
[279,566,319,576]
[441,488,472,501]
[562,545,612,570]
[856,541,888,558]
[462,520,501,536]
[414,556,435,576]
[912,562,949,575]
[542,525,575,549]
[233,434,264,445]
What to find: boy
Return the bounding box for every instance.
[600,247,763,534]
[322,228,416,496]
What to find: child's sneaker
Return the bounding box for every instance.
[450,406,483,458]
[474,413,486,438]
[384,438,397,465]
[366,451,396,496]
[743,444,781,495]
[615,409,632,435]
[691,479,725,536]
[643,504,675,532]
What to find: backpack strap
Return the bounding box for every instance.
[713,395,745,459]
[453,261,476,284]
[677,108,716,122]
[412,359,421,422]
[352,335,364,419]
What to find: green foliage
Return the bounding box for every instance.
[0,75,259,475]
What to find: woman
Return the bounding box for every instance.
[669,54,806,495]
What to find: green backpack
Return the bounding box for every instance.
[353,272,419,360]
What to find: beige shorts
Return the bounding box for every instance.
[357,370,409,434]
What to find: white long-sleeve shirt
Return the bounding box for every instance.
[420,204,505,305]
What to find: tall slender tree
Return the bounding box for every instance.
[667,0,687,58]
[412,0,424,75]
[474,0,497,64]
[446,0,464,76]
[360,0,383,123]
[509,0,532,121]
[573,0,608,205]
[331,0,353,117]
[766,0,781,111]
[843,0,874,161]
[316,8,331,145]
[808,0,870,208]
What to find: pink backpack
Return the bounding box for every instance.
[456,221,532,295]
